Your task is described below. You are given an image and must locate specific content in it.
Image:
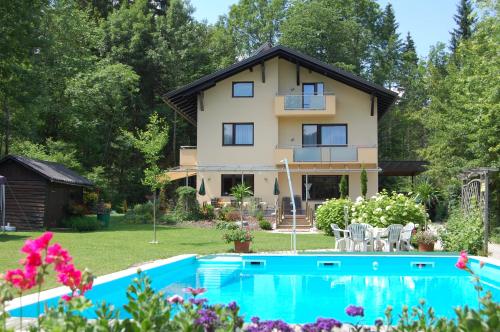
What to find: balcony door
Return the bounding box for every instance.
[302,83,324,108]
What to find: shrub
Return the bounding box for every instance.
[316,192,429,235]
[200,204,216,221]
[159,213,177,225]
[174,186,199,221]
[315,198,352,235]
[66,202,87,216]
[218,206,240,221]
[259,219,272,230]
[215,220,239,230]
[223,229,253,243]
[65,216,100,232]
[439,208,484,254]
[124,201,158,224]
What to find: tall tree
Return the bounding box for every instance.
[281,0,379,75]
[221,0,289,57]
[450,0,477,52]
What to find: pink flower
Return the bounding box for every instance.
[455,251,469,270]
[183,287,207,296]
[4,268,36,291]
[57,264,82,289]
[21,251,43,267]
[35,232,53,250]
[455,259,467,269]
[460,251,468,263]
[46,243,72,270]
[61,294,73,302]
[167,295,184,304]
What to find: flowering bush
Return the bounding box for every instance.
[223,228,254,243]
[439,207,484,254]
[316,191,429,235]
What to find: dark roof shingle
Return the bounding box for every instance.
[0,155,93,187]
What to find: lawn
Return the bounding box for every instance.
[0,215,333,291]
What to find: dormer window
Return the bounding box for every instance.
[232,82,254,97]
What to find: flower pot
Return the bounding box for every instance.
[234,241,251,253]
[418,242,435,252]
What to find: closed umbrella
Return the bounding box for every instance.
[273,178,280,195]
[199,178,206,196]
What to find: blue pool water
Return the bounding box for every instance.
[9,255,500,323]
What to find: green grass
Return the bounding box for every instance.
[0,215,333,291]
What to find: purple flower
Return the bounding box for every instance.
[227,301,238,312]
[245,319,293,332]
[345,305,364,317]
[302,318,342,332]
[189,297,208,306]
[375,318,384,327]
[195,309,219,330]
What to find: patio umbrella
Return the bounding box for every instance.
[273,178,280,195]
[198,178,206,196]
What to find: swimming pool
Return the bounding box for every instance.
[8,254,500,323]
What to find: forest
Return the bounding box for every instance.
[0,0,498,217]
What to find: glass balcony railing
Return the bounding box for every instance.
[293,146,359,162]
[284,95,326,110]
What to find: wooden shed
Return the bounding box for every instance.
[0,155,93,230]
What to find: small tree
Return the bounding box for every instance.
[339,175,348,198]
[360,168,368,198]
[230,184,253,224]
[122,113,169,243]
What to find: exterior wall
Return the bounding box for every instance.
[195,57,379,205]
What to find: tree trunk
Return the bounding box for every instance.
[3,97,10,156]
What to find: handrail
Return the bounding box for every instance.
[276,144,377,149]
[180,146,197,149]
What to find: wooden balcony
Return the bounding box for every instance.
[274,94,336,117]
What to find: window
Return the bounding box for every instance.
[302,83,324,108]
[221,174,254,196]
[223,123,254,146]
[232,82,254,97]
[302,175,345,200]
[302,124,347,146]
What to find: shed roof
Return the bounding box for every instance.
[379,160,429,177]
[163,45,398,126]
[0,155,93,187]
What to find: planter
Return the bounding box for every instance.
[418,242,435,252]
[234,241,251,253]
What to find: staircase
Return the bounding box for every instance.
[276,214,312,231]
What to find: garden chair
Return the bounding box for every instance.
[330,224,351,251]
[384,224,403,252]
[360,223,375,251]
[347,224,368,252]
[398,222,415,251]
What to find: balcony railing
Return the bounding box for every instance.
[275,145,377,164]
[274,94,335,117]
[284,95,326,110]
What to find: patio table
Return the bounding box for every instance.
[369,227,388,251]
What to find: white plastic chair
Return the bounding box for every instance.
[347,224,368,252]
[361,223,375,251]
[384,224,403,252]
[398,222,415,251]
[330,224,350,251]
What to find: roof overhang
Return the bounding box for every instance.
[163,45,398,126]
[379,161,429,177]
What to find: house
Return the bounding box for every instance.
[163,44,398,226]
[0,155,93,230]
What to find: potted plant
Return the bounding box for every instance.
[230,184,253,225]
[414,230,437,252]
[223,228,254,253]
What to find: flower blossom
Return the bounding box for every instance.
[455,251,469,270]
[183,286,206,296]
[346,305,364,317]
[4,268,36,291]
[45,243,72,271]
[167,295,184,304]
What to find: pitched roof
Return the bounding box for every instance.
[163,45,398,126]
[0,155,93,187]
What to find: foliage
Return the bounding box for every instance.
[223,229,254,243]
[259,219,273,231]
[65,216,100,232]
[218,206,241,222]
[412,177,441,211]
[124,201,159,224]
[316,198,352,235]
[174,186,200,221]
[339,175,348,199]
[66,202,87,217]
[231,184,253,223]
[215,220,239,231]
[450,0,477,52]
[360,169,368,198]
[414,230,437,245]
[200,204,216,221]
[439,207,484,254]
[317,192,428,235]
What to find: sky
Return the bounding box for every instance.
[189,0,459,57]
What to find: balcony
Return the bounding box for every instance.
[275,145,377,164]
[179,146,197,166]
[274,94,335,117]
